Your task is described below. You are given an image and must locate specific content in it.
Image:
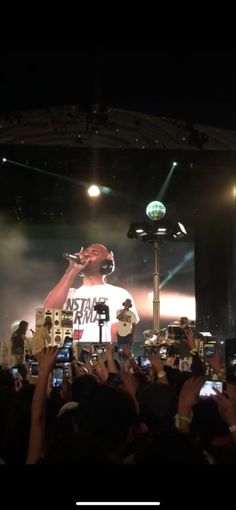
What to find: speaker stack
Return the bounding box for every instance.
[35,309,73,346]
[35,308,53,328]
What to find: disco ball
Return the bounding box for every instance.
[146,201,166,221]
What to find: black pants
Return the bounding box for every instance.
[117,333,133,346]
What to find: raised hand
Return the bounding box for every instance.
[105,344,114,360]
[206,346,223,375]
[37,346,59,374]
[178,376,205,415]
[184,328,197,351]
[67,247,91,275]
[148,353,163,373]
[214,387,236,427]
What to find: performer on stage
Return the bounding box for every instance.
[116,299,138,346]
[43,243,138,343]
[32,316,52,354]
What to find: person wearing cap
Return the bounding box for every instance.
[115,299,138,346]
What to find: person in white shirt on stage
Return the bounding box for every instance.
[115,299,138,346]
[43,243,138,343]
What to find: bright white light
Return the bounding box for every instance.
[10,320,20,333]
[178,222,187,234]
[173,161,178,167]
[76,504,160,507]
[158,228,167,232]
[147,291,195,320]
[136,229,144,233]
[88,185,100,197]
[2,157,7,162]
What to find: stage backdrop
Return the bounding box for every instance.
[0,219,195,341]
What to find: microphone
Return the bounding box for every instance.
[30,328,35,335]
[63,253,81,264]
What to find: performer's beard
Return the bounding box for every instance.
[83,262,101,276]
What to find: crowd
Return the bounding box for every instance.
[0,324,236,465]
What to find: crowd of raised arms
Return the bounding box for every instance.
[0,321,236,465]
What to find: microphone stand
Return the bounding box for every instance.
[98,317,104,345]
[93,304,110,353]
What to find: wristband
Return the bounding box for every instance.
[175,413,192,429]
[157,370,166,379]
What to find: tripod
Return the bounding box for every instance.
[93,302,110,353]
[98,318,105,345]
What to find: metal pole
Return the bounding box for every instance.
[153,241,160,331]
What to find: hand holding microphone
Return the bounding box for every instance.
[63,253,82,264]
[63,248,90,273]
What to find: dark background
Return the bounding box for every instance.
[0,44,235,339]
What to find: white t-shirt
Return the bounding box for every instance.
[64,284,139,343]
[116,309,138,337]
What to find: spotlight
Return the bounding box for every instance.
[2,157,7,162]
[127,219,187,241]
[88,185,100,197]
[172,161,178,167]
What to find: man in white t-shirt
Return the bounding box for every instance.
[116,299,138,346]
[43,243,138,343]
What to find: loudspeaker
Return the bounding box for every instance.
[35,308,53,328]
[62,328,73,342]
[53,310,62,327]
[36,309,73,329]
[51,327,63,346]
[100,258,114,275]
[53,310,73,328]
[50,327,73,346]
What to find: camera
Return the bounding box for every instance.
[11,367,19,378]
[167,325,188,341]
[159,345,168,360]
[138,356,152,370]
[63,336,73,349]
[167,325,192,358]
[158,343,178,360]
[203,343,215,358]
[52,367,64,388]
[79,348,90,364]
[199,380,223,398]
[94,302,110,321]
[25,354,37,364]
[56,347,73,363]
[31,362,39,376]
